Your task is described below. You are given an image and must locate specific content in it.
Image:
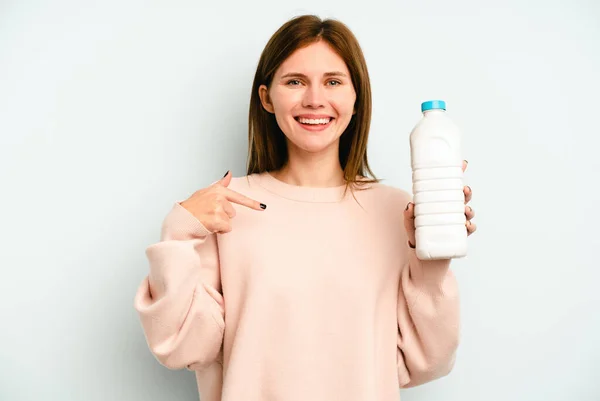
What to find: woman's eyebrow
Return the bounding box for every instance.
[323,71,348,78]
[280,71,348,79]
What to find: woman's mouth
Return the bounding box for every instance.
[294,116,334,132]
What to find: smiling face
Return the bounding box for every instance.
[259,40,357,156]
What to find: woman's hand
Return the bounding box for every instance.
[404,160,476,248]
[180,171,266,234]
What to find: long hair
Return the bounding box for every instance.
[247,15,378,189]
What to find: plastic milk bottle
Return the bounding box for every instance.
[409,100,467,260]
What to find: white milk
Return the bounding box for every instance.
[409,100,467,260]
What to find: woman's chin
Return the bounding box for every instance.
[289,136,340,154]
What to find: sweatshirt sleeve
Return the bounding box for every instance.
[396,200,461,388]
[134,202,225,371]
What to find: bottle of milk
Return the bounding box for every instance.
[409,100,467,260]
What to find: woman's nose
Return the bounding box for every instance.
[302,85,326,108]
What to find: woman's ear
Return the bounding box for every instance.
[259,85,274,114]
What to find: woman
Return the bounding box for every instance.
[134,14,476,401]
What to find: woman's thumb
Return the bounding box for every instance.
[220,170,232,187]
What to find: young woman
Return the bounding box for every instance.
[134,14,476,401]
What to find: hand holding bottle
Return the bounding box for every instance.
[404,160,476,251]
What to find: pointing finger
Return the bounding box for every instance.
[223,187,266,211]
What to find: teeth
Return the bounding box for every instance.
[298,117,331,125]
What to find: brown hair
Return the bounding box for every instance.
[246,15,378,190]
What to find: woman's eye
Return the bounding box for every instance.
[287,79,301,86]
[327,80,341,86]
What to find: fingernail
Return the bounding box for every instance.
[465,160,469,164]
[260,203,267,210]
[405,202,411,210]
[223,170,229,178]
[467,185,471,192]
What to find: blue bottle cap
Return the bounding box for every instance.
[421,100,446,112]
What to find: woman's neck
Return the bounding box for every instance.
[272,148,345,188]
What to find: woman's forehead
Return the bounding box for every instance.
[276,42,349,76]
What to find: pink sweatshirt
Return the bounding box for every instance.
[134,172,460,401]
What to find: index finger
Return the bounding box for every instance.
[222,187,266,211]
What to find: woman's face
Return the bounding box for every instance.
[259,40,356,156]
